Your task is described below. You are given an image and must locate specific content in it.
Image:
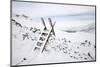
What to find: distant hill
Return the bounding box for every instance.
[62,23,95,33]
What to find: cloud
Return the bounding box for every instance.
[12,1,95,19]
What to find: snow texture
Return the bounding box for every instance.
[12,14,95,66]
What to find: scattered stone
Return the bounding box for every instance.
[84,58,87,60]
[23,58,27,60]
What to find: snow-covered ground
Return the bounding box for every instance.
[11,14,96,66]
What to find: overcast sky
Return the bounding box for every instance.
[12,1,95,29]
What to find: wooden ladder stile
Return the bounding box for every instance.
[33,18,56,54]
[41,22,56,53]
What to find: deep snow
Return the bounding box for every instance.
[12,14,96,66]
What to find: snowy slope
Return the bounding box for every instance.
[12,14,96,66]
